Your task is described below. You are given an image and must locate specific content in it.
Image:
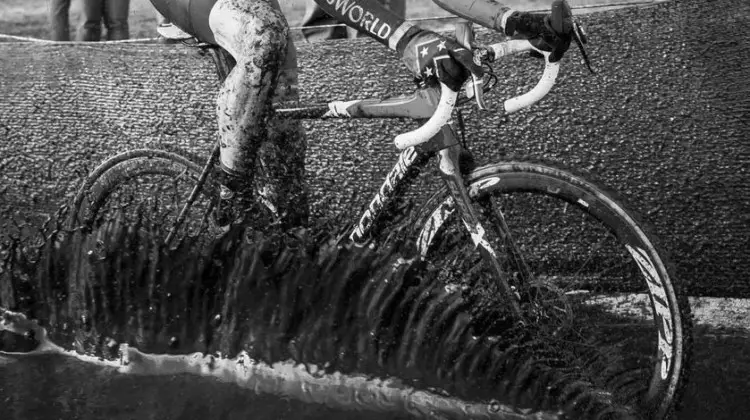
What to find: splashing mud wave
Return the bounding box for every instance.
[0,216,638,420]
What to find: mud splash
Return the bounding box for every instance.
[0,214,635,420]
[1,306,556,420]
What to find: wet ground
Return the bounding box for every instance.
[2,297,747,420]
[1,0,748,418]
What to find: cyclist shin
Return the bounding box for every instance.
[431,0,514,33]
[263,31,310,228]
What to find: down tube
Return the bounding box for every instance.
[349,146,429,245]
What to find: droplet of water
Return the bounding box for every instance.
[168,336,178,348]
[80,311,92,331]
[106,337,118,349]
[119,345,130,366]
[488,399,501,413]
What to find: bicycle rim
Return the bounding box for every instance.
[414,161,692,419]
[70,152,222,247]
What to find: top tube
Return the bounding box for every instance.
[273,87,440,121]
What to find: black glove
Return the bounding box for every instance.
[504,0,574,62]
[399,30,485,92]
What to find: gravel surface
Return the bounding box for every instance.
[1,0,749,298]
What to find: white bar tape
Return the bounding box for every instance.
[394,83,457,149]
[489,39,534,59]
[504,53,560,114]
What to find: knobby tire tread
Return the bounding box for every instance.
[68,149,209,232]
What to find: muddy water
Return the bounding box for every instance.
[0,354,411,420]
[0,222,568,420]
[0,308,552,420]
[0,217,643,420]
[1,353,377,420]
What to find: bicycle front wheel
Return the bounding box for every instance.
[68,148,223,246]
[413,160,692,420]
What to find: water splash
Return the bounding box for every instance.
[0,212,638,420]
[1,307,559,420]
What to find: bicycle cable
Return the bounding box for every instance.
[456,61,498,108]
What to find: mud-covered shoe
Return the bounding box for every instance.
[213,187,280,239]
[211,164,256,228]
[213,185,243,229]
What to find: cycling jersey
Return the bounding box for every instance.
[312,0,415,52]
[149,0,407,47]
[150,0,514,49]
[312,0,514,53]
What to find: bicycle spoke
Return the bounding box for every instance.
[417,165,691,418]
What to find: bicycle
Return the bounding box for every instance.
[65,2,692,418]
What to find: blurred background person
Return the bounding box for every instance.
[301,0,405,41]
[77,0,131,41]
[49,0,72,41]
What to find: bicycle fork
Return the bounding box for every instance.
[437,142,525,321]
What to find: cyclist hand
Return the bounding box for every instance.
[504,0,574,62]
[399,30,484,92]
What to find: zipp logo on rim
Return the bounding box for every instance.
[626,244,675,380]
[468,176,501,197]
[416,197,454,256]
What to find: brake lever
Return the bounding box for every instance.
[470,73,489,110]
[572,21,595,74]
[455,20,489,111]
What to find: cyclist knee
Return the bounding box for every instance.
[209,0,288,66]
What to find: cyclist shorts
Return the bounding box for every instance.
[150,0,219,45]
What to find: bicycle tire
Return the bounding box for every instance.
[412,159,692,420]
[68,148,221,243]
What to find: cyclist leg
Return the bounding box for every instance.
[208,0,307,230]
[257,29,310,230]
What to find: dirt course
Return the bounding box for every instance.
[1,0,749,419]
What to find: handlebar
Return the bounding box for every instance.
[393,83,458,150]
[394,39,558,150]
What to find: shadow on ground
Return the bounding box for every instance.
[679,326,749,420]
